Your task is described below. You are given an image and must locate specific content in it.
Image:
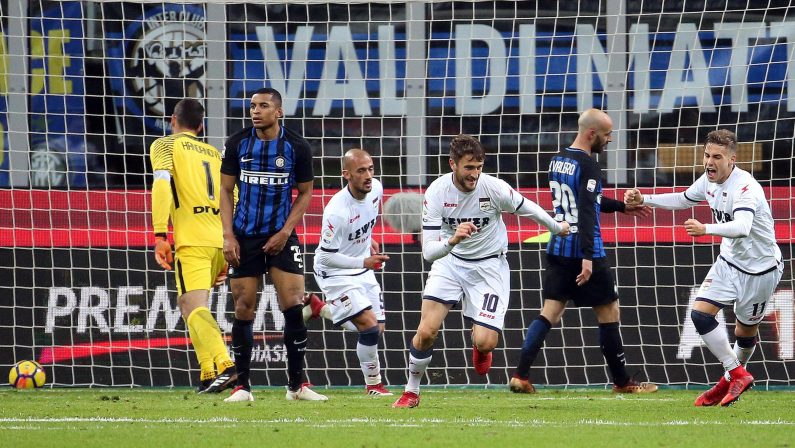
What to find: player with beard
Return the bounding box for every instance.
[149,98,237,395]
[392,134,570,408]
[509,108,658,395]
[311,148,392,396]
[219,88,326,402]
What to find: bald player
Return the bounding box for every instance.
[312,148,392,396]
[509,109,658,395]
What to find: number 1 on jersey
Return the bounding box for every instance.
[202,160,215,200]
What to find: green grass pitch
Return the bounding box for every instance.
[1,388,793,447]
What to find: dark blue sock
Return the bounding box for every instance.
[283,305,307,392]
[358,326,380,346]
[514,316,552,378]
[599,322,629,386]
[231,318,254,390]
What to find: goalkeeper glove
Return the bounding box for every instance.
[154,234,173,270]
[214,263,229,286]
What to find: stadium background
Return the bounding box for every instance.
[0,0,793,389]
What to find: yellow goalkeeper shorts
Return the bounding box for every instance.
[174,246,225,296]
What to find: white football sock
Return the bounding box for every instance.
[734,340,756,366]
[405,353,432,394]
[357,342,381,385]
[722,340,756,380]
[700,327,741,371]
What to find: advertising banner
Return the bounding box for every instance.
[225,5,794,116]
[0,0,10,187]
[28,1,89,188]
[105,3,206,137]
[1,244,791,388]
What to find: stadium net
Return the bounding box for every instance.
[0,0,793,389]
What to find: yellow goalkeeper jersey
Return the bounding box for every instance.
[149,132,223,250]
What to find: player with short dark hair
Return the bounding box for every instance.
[509,109,657,395]
[149,98,237,394]
[625,129,782,406]
[219,88,326,402]
[392,134,569,408]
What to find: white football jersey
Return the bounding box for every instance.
[684,167,781,273]
[314,178,383,276]
[422,173,523,259]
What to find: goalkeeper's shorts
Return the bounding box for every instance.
[175,246,226,296]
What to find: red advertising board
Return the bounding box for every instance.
[2,187,793,247]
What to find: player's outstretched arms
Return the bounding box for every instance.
[449,221,477,246]
[623,204,652,218]
[684,218,707,237]
[624,188,644,206]
[421,221,477,262]
[364,254,390,270]
[556,221,570,237]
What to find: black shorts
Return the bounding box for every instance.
[542,254,618,307]
[228,232,305,278]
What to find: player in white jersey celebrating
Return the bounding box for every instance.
[625,129,783,407]
[392,134,570,408]
[313,148,392,396]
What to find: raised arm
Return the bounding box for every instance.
[625,178,705,210]
[513,197,568,236]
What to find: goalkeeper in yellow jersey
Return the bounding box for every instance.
[149,98,237,394]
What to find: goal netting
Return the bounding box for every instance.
[1,0,793,389]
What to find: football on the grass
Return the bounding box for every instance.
[9,360,46,389]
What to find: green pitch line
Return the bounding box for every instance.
[1,389,793,447]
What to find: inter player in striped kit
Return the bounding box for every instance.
[149,98,237,394]
[219,88,326,402]
[625,129,783,406]
[509,109,657,395]
[312,148,392,396]
[392,134,569,408]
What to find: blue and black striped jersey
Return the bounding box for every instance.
[546,147,624,260]
[221,126,314,236]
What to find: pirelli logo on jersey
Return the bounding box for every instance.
[240,170,290,185]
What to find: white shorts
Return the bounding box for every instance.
[313,270,384,326]
[422,254,510,332]
[696,256,784,325]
